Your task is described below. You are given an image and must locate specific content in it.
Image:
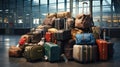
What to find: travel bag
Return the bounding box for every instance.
[64,39,75,60]
[44,42,61,62]
[9,46,22,57]
[73,45,98,63]
[55,29,71,41]
[96,39,108,61]
[23,45,44,62]
[75,33,95,45]
[45,32,56,43]
[75,2,94,29]
[54,18,66,30]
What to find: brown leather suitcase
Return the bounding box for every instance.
[9,46,22,57]
[96,39,108,61]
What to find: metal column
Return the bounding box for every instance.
[70,0,73,15]
[100,0,103,27]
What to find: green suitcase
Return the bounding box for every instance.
[23,45,44,62]
[44,42,61,62]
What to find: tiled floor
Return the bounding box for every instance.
[0,35,120,67]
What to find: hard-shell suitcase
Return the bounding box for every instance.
[23,45,44,62]
[45,32,56,43]
[108,42,114,59]
[75,33,95,45]
[44,42,61,62]
[55,29,71,41]
[9,46,22,57]
[64,39,75,60]
[54,18,66,30]
[73,45,98,63]
[96,39,108,61]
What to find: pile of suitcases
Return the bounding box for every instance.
[8,2,114,63]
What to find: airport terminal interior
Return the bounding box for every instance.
[0,0,120,67]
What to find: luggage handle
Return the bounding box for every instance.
[82,2,89,14]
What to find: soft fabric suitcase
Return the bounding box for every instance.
[75,33,95,45]
[9,46,22,57]
[44,42,61,62]
[23,45,44,62]
[27,30,43,43]
[55,29,71,41]
[91,26,101,39]
[73,45,98,63]
[96,39,108,61]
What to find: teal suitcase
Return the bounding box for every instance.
[44,42,61,62]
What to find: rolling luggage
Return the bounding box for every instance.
[73,45,98,63]
[64,39,75,60]
[55,29,71,41]
[44,42,61,62]
[54,18,66,30]
[108,42,114,59]
[45,32,56,43]
[75,2,94,29]
[23,45,44,62]
[75,33,95,45]
[9,46,22,57]
[96,39,108,61]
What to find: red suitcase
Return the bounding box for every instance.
[96,39,108,61]
[45,32,56,43]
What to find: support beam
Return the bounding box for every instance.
[89,0,93,16]
[100,0,103,26]
[70,0,73,15]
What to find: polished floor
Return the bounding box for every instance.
[0,35,120,67]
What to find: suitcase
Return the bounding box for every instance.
[45,32,56,43]
[27,29,44,43]
[44,42,61,62]
[96,39,108,61]
[108,42,114,59]
[64,39,75,60]
[23,45,44,62]
[9,46,22,57]
[54,18,66,30]
[55,29,71,41]
[73,45,98,63]
[75,33,95,45]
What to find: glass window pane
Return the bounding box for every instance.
[41,0,47,5]
[49,4,56,13]
[50,0,56,3]
[24,0,31,7]
[32,6,39,11]
[32,0,39,5]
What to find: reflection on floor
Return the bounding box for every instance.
[0,35,120,67]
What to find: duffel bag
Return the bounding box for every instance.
[75,33,95,45]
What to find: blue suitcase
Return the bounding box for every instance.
[75,33,95,45]
[44,42,61,62]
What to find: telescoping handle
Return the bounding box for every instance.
[82,2,88,14]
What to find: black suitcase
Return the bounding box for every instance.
[55,29,71,41]
[54,18,66,30]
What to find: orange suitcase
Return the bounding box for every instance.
[96,39,108,61]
